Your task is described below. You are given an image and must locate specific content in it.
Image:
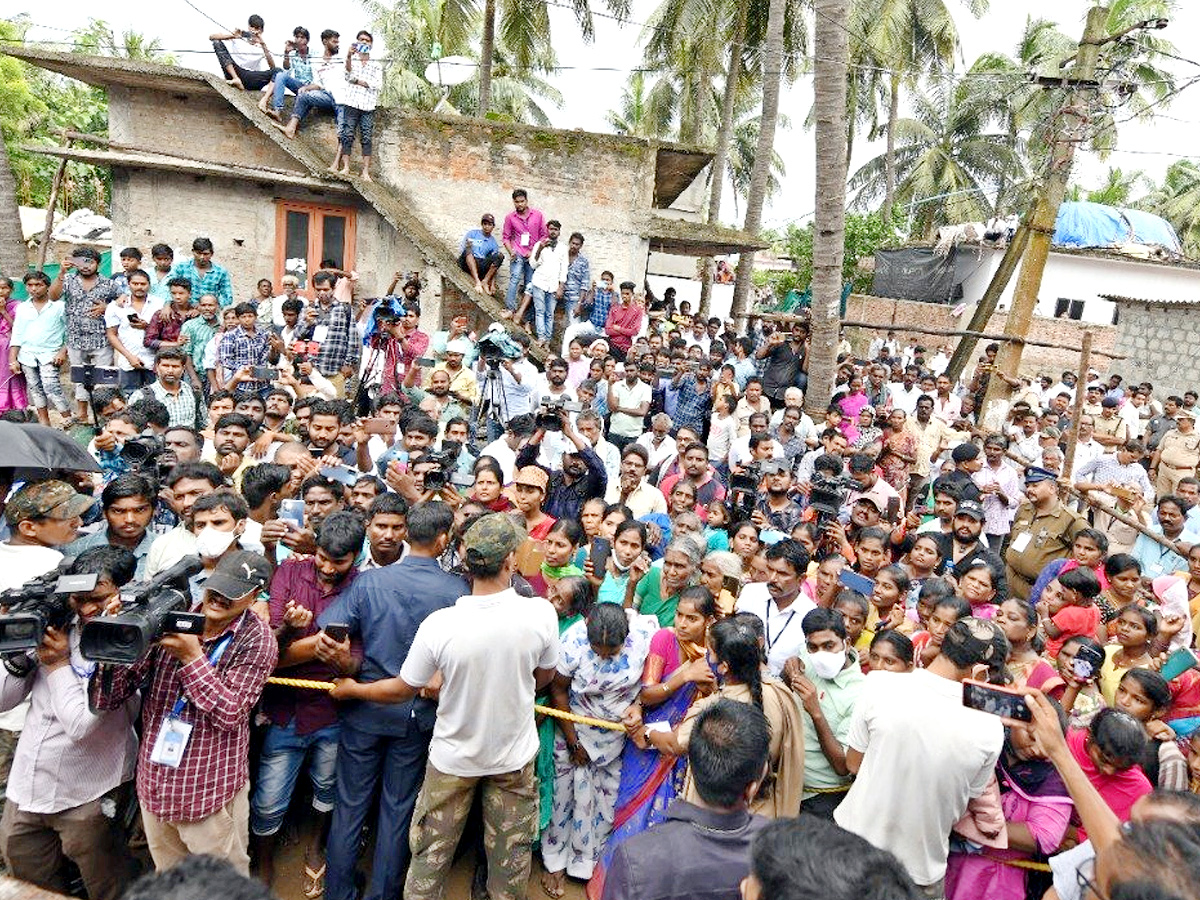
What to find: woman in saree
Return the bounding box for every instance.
[639,614,805,818]
[586,586,718,900]
[541,603,659,896]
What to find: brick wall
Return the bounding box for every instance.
[841,294,1119,377]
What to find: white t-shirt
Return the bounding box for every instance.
[400,588,558,777]
[226,35,268,71]
[105,298,163,371]
[835,669,1003,886]
[609,379,651,439]
[478,437,517,484]
[734,584,816,676]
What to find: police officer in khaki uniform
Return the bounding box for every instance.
[1151,408,1200,498]
[1004,466,1086,601]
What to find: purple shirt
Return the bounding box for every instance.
[502,208,548,258]
[263,558,359,734]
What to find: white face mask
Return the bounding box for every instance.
[195,525,238,559]
[809,649,847,681]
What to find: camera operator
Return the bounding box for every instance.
[843,453,901,523]
[66,473,157,577]
[475,328,536,443]
[89,549,278,874]
[0,546,139,900]
[514,409,606,522]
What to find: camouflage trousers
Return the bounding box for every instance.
[405,759,538,900]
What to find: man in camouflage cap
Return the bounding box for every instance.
[331,512,558,900]
[0,480,94,591]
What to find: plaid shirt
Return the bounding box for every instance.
[341,59,382,111]
[564,253,590,305]
[62,273,121,351]
[299,301,360,376]
[132,380,199,429]
[218,326,271,396]
[588,287,613,330]
[90,610,277,822]
[673,374,712,435]
[170,260,234,309]
[145,308,185,352]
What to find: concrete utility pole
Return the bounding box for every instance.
[978,5,1109,429]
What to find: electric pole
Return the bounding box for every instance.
[978,6,1165,428]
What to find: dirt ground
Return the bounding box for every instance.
[269,830,589,900]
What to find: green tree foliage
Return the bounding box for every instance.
[753,210,903,301]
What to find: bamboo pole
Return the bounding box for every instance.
[1061,330,1093,480]
[35,134,72,269]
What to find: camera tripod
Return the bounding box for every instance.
[475,361,510,444]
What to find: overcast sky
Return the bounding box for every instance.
[8,0,1200,230]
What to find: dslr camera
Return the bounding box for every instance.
[80,557,205,665]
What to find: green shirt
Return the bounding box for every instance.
[181,315,218,373]
[634,567,682,628]
[799,649,867,796]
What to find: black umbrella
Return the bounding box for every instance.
[0,421,101,473]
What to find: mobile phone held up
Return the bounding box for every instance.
[279,498,305,531]
[323,623,350,644]
[962,679,1032,722]
[590,537,611,575]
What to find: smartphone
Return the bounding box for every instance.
[962,679,1032,722]
[1071,642,1106,681]
[279,498,305,531]
[363,417,395,435]
[590,537,611,574]
[722,574,742,597]
[127,313,142,325]
[839,569,876,597]
[323,623,350,643]
[415,357,437,367]
[320,465,360,487]
[1161,648,1199,681]
[886,496,900,523]
[251,366,276,380]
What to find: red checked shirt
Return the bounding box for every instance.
[90,610,277,822]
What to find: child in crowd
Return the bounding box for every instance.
[867,629,915,673]
[1039,566,1102,658]
[703,500,731,551]
[911,594,971,669]
[833,589,871,661]
[851,527,889,580]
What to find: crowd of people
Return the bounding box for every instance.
[1,223,1200,900]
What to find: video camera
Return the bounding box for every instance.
[809,472,858,532]
[477,329,522,367]
[0,567,98,660]
[80,556,206,665]
[415,445,472,492]
[535,397,583,432]
[728,459,790,522]
[121,434,173,481]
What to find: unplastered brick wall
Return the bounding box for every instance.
[842,294,1118,377]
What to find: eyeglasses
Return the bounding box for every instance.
[1074,859,1108,900]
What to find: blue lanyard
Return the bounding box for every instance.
[168,632,234,718]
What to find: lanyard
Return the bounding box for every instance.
[766,609,797,651]
[168,632,233,718]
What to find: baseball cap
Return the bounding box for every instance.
[462,513,525,568]
[5,480,95,526]
[513,466,549,493]
[1024,466,1057,485]
[955,500,985,521]
[203,550,272,599]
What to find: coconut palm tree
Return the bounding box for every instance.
[1068,166,1149,207]
[1140,160,1200,254]
[726,114,787,219]
[605,71,673,137]
[852,0,988,220]
[848,70,1024,238]
[808,0,851,409]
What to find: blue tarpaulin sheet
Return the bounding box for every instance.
[1053,201,1180,252]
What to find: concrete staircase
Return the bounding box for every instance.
[204,76,546,361]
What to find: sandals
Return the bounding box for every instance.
[303,862,327,899]
[539,872,565,899]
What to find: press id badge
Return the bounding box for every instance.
[1010,532,1032,553]
[150,717,193,768]
[520,232,531,247]
[313,325,329,344]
